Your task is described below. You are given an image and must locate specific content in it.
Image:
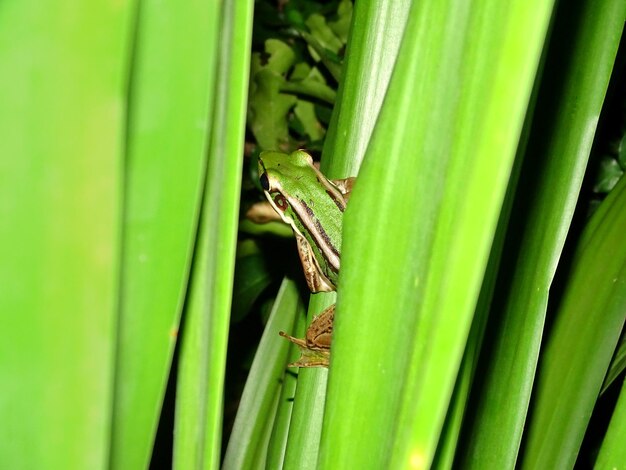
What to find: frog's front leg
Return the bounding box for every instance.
[294,231,335,293]
[331,176,356,200]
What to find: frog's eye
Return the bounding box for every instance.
[260,172,270,191]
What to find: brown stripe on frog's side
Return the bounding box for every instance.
[282,194,341,274]
[311,167,347,213]
[325,190,347,212]
[322,181,347,212]
[301,200,341,273]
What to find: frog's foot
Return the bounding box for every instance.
[279,331,330,368]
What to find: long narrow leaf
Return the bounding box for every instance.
[458,0,626,466]
[110,1,220,467]
[0,1,134,468]
[173,0,254,467]
[319,0,553,468]
[265,311,307,468]
[322,0,411,175]
[282,296,332,470]
[596,378,626,469]
[521,175,626,468]
[223,279,302,470]
[280,1,409,465]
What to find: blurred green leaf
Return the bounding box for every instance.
[231,241,274,323]
[173,0,254,467]
[594,156,624,193]
[619,133,626,168]
[294,100,326,142]
[238,218,295,238]
[0,1,134,468]
[305,14,344,54]
[281,64,337,105]
[248,39,298,151]
[299,32,343,84]
[109,1,221,467]
[327,0,353,43]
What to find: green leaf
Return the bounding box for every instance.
[0,1,133,467]
[619,133,626,168]
[248,39,298,151]
[266,311,307,468]
[294,100,326,142]
[520,175,626,469]
[319,0,555,468]
[282,294,333,470]
[327,0,353,44]
[109,1,220,467]
[306,14,344,54]
[322,0,412,176]
[596,378,626,469]
[602,335,626,394]
[593,156,624,193]
[458,0,626,466]
[300,14,346,83]
[274,1,409,465]
[172,1,254,467]
[280,65,337,105]
[223,279,303,470]
[231,241,274,323]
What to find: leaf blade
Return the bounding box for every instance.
[319,0,554,468]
